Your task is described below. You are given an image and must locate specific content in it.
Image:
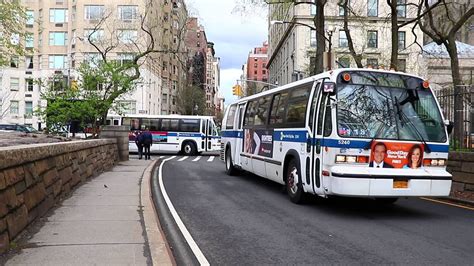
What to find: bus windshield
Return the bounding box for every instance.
[336,82,447,143]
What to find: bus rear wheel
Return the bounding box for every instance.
[286,159,305,204]
[182,141,197,156]
[225,148,237,175]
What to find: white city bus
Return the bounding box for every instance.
[122,115,221,155]
[221,68,452,204]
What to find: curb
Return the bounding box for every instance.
[141,159,175,266]
[151,158,201,266]
[447,196,474,206]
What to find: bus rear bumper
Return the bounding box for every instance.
[326,167,452,197]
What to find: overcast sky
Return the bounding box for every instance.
[185,0,268,106]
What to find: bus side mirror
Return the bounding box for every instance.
[323,82,336,96]
[445,120,454,135]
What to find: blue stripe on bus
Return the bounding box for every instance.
[222,130,449,152]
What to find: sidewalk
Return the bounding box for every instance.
[4,158,173,265]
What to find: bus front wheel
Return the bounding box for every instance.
[286,159,305,204]
[225,148,237,175]
[182,141,197,156]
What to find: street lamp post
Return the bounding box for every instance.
[270,20,333,71]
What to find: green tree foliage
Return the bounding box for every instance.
[37,60,139,137]
[177,85,206,115]
[0,0,27,66]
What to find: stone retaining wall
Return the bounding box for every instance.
[0,140,119,253]
[447,152,474,195]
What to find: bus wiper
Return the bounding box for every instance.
[395,97,432,153]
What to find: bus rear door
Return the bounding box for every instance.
[234,103,246,167]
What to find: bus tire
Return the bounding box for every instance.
[286,159,305,204]
[375,197,398,205]
[182,141,197,156]
[225,147,237,176]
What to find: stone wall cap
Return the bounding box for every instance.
[0,139,116,170]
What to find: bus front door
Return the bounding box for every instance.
[309,82,326,195]
[234,103,246,167]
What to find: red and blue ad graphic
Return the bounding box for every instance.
[244,129,274,158]
[369,141,424,169]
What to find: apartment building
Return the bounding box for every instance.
[185,17,208,90]
[205,42,221,115]
[267,0,423,86]
[0,0,190,129]
[246,41,268,95]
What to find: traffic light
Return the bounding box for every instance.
[232,85,243,97]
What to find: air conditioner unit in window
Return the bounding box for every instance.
[55,23,63,27]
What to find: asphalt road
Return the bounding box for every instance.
[160,156,474,265]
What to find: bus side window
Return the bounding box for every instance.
[161,119,171,131]
[226,105,237,130]
[244,101,257,127]
[269,92,289,125]
[286,86,312,127]
[170,119,179,131]
[324,101,332,137]
[150,119,160,131]
[254,95,271,126]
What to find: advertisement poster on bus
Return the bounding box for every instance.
[151,131,168,143]
[244,129,274,158]
[369,142,424,169]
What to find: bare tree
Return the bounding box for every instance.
[415,0,474,145]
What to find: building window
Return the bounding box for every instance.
[26,10,34,26]
[339,57,351,68]
[25,33,34,48]
[10,57,19,68]
[26,56,34,69]
[84,29,104,42]
[118,30,138,44]
[49,32,67,46]
[339,0,351,17]
[339,30,348,47]
[397,58,406,72]
[398,31,406,49]
[10,101,19,115]
[84,53,101,67]
[310,30,317,47]
[367,0,378,17]
[262,69,266,75]
[163,94,168,104]
[367,58,378,67]
[254,70,257,75]
[25,101,33,117]
[118,53,134,65]
[310,0,316,15]
[118,5,138,21]
[48,55,67,69]
[116,101,136,114]
[367,30,378,48]
[10,78,19,91]
[26,79,34,92]
[254,63,258,68]
[49,9,68,23]
[84,5,105,20]
[397,0,406,17]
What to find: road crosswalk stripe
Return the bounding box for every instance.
[178,156,188,161]
[207,156,215,162]
[193,156,201,162]
[159,156,165,159]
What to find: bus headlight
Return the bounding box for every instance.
[336,155,346,163]
[335,155,369,164]
[346,156,357,163]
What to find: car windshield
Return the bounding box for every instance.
[336,77,446,143]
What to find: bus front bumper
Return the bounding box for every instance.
[326,166,452,197]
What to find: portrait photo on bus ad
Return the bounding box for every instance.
[369,142,424,169]
[244,129,274,157]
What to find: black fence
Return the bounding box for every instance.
[435,85,474,151]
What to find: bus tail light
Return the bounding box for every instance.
[423,159,446,167]
[322,170,330,176]
[335,155,369,164]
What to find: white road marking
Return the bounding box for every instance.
[158,157,209,265]
[159,156,165,159]
[207,156,215,162]
[193,156,201,162]
[178,156,188,162]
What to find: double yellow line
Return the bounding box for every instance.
[420,197,474,211]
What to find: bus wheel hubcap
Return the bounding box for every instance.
[288,167,298,194]
[185,145,191,153]
[226,153,230,169]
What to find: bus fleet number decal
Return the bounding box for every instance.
[338,140,351,145]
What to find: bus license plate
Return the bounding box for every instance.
[393,179,408,189]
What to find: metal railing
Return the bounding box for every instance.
[435,85,474,151]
